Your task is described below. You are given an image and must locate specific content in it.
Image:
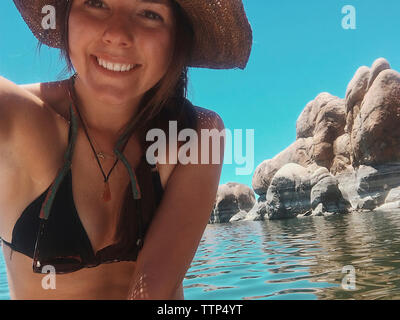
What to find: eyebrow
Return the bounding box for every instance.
[140,0,171,7]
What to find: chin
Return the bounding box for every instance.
[97,90,138,106]
[87,77,141,104]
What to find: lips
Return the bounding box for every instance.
[96,57,137,72]
[91,54,141,76]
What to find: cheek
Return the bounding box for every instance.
[68,10,100,64]
[140,29,175,75]
[68,13,85,64]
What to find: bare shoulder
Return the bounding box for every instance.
[0,76,69,169]
[19,79,71,122]
[0,76,47,137]
[156,104,224,189]
[0,76,68,124]
[0,76,45,104]
[192,105,225,131]
[0,76,40,110]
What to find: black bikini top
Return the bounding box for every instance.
[1,103,164,273]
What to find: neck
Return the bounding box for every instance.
[71,76,143,140]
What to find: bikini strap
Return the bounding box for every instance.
[114,132,142,200]
[39,104,78,220]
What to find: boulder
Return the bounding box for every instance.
[296,92,338,139]
[310,173,351,215]
[384,186,400,203]
[311,203,336,217]
[336,167,360,209]
[229,210,248,222]
[374,201,400,211]
[266,163,312,220]
[374,186,400,211]
[331,133,353,175]
[210,182,256,224]
[310,166,332,187]
[336,164,400,210]
[345,66,370,115]
[312,97,347,168]
[367,57,391,90]
[357,164,400,207]
[352,69,400,166]
[243,201,266,221]
[252,159,276,196]
[252,138,314,196]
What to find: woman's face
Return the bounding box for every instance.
[68,0,176,105]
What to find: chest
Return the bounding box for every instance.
[58,129,177,253]
[0,117,176,255]
[67,131,145,252]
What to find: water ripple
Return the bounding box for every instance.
[183,209,400,300]
[2,210,400,300]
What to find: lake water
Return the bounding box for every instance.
[2,209,400,300]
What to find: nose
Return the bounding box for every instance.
[102,15,134,48]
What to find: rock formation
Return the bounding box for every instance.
[209,182,256,223]
[210,58,400,223]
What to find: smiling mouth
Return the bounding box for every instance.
[95,56,139,72]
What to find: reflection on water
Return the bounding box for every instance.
[183,209,400,300]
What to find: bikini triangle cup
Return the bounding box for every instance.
[35,84,145,256]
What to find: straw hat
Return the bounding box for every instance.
[13,0,253,70]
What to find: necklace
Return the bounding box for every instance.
[88,133,117,161]
[78,110,119,202]
[67,75,129,202]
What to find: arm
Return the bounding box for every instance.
[127,109,225,300]
[0,76,32,229]
[0,76,15,145]
[0,76,62,213]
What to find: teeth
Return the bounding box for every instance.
[96,57,135,72]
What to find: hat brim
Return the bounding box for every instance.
[13,0,252,70]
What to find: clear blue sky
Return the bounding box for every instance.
[1,0,400,191]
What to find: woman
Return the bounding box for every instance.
[0,0,252,299]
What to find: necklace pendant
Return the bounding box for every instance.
[97,152,106,160]
[102,181,111,202]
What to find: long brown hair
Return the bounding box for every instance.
[60,1,197,134]
[59,0,199,248]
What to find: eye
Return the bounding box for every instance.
[142,10,163,21]
[84,0,107,9]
